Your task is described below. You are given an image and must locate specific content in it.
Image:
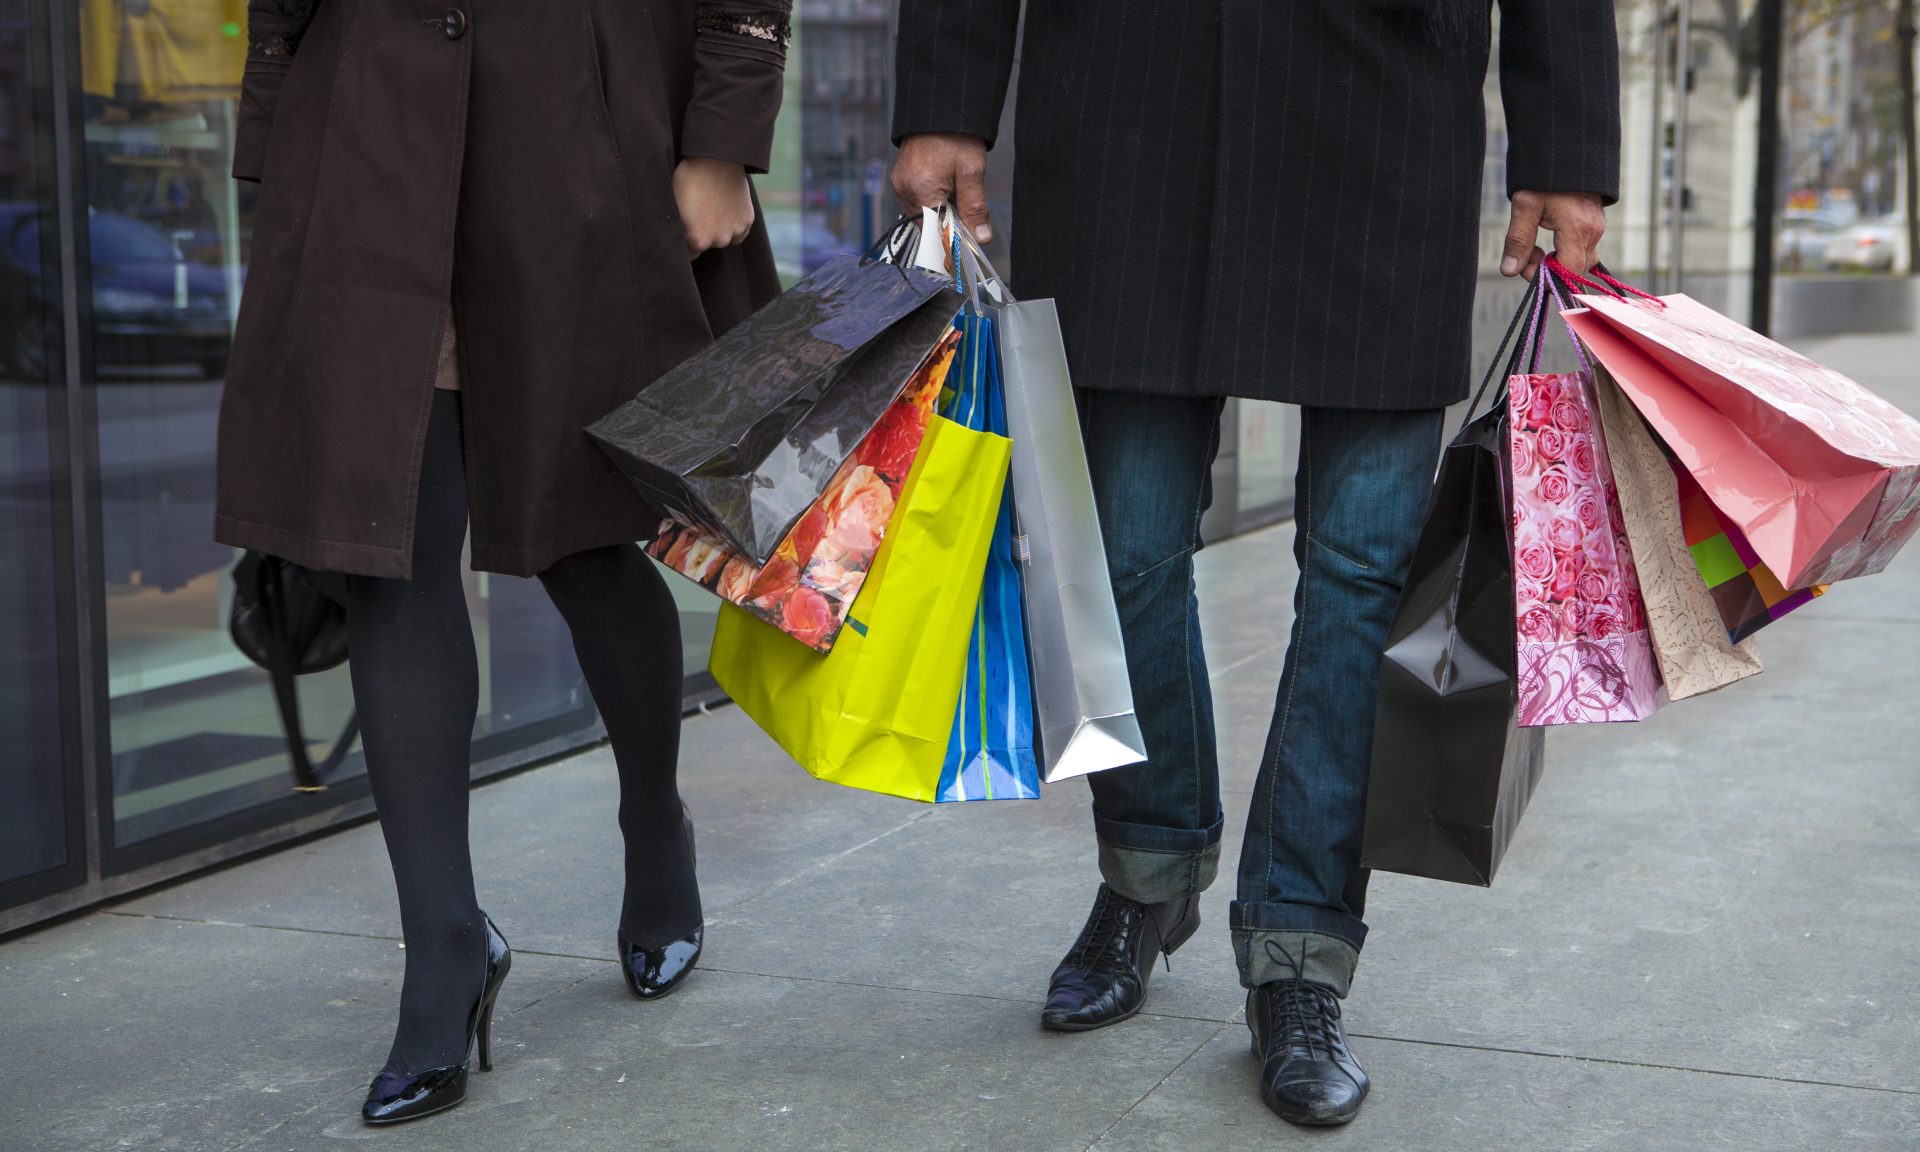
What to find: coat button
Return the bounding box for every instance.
[443,8,468,39]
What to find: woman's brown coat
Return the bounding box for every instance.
[216,0,791,578]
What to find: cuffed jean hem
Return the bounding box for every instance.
[1095,813,1224,906]
[1230,902,1368,997]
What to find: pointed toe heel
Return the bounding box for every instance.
[361,914,511,1126]
[618,925,703,1001]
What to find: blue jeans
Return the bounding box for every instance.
[1079,390,1443,996]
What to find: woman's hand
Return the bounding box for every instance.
[673,157,755,259]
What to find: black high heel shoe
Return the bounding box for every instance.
[618,814,702,1001]
[618,925,703,1000]
[362,914,512,1126]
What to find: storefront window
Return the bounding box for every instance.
[763,1,894,287]
[0,0,71,894]
[76,2,592,852]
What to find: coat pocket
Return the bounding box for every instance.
[581,6,622,160]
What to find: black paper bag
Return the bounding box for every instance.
[588,251,960,565]
[1361,284,1548,887]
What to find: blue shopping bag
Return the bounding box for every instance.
[936,310,1041,802]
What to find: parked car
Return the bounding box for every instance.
[1823,218,1906,274]
[1778,209,1848,272]
[0,203,233,379]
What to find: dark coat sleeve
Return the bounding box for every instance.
[891,0,1022,146]
[681,1,793,174]
[1497,0,1621,204]
[234,0,319,183]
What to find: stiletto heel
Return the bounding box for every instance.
[476,958,505,1072]
[362,913,511,1125]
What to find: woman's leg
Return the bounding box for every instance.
[346,390,486,1073]
[537,544,696,943]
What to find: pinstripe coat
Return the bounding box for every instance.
[893,0,1620,410]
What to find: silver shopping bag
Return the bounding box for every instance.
[944,218,1145,783]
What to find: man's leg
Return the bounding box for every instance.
[1233,404,1443,1125]
[1042,387,1227,1031]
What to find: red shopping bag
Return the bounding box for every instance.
[1561,270,1920,590]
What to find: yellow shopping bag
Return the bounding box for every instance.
[710,412,1011,802]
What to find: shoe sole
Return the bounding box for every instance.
[1040,999,1145,1033]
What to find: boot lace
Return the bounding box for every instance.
[1064,888,1138,972]
[1261,940,1347,1061]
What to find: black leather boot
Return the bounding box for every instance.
[1041,884,1200,1032]
[1247,979,1369,1126]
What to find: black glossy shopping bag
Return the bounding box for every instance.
[1361,286,1547,887]
[588,247,960,565]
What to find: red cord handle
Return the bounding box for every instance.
[1542,255,1666,308]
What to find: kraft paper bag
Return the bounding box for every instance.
[1591,367,1764,700]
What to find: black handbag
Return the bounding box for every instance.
[229,551,358,792]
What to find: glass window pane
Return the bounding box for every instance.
[80,6,597,852]
[0,0,67,888]
[1235,400,1298,516]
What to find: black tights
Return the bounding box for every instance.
[347,390,694,1074]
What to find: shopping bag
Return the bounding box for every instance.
[708,411,1012,803]
[1562,284,1920,589]
[935,310,1040,803]
[1669,461,1826,642]
[1508,358,1664,725]
[644,327,962,652]
[949,223,1147,783]
[1590,367,1765,699]
[1361,284,1547,886]
[588,236,963,565]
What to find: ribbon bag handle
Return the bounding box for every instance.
[1462,273,1546,430]
[1542,255,1665,309]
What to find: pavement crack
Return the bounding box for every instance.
[103,909,403,943]
[1083,1012,1241,1151]
[706,808,942,916]
[1349,1032,1920,1098]
[218,1081,363,1152]
[505,967,605,1016]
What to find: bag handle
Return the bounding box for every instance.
[1542,256,1666,309]
[1461,273,1545,430]
[248,557,326,792]
[862,214,926,267]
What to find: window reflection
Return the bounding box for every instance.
[78,1,591,849]
[0,0,69,890]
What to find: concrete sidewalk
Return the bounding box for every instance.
[4,335,1917,1151]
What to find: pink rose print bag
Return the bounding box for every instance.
[1508,270,1666,726]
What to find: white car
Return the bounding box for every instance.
[1823,218,1905,273]
[1778,210,1848,272]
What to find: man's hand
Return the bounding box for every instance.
[674,157,755,260]
[892,133,993,244]
[1502,190,1607,280]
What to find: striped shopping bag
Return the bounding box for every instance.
[936,310,1040,802]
